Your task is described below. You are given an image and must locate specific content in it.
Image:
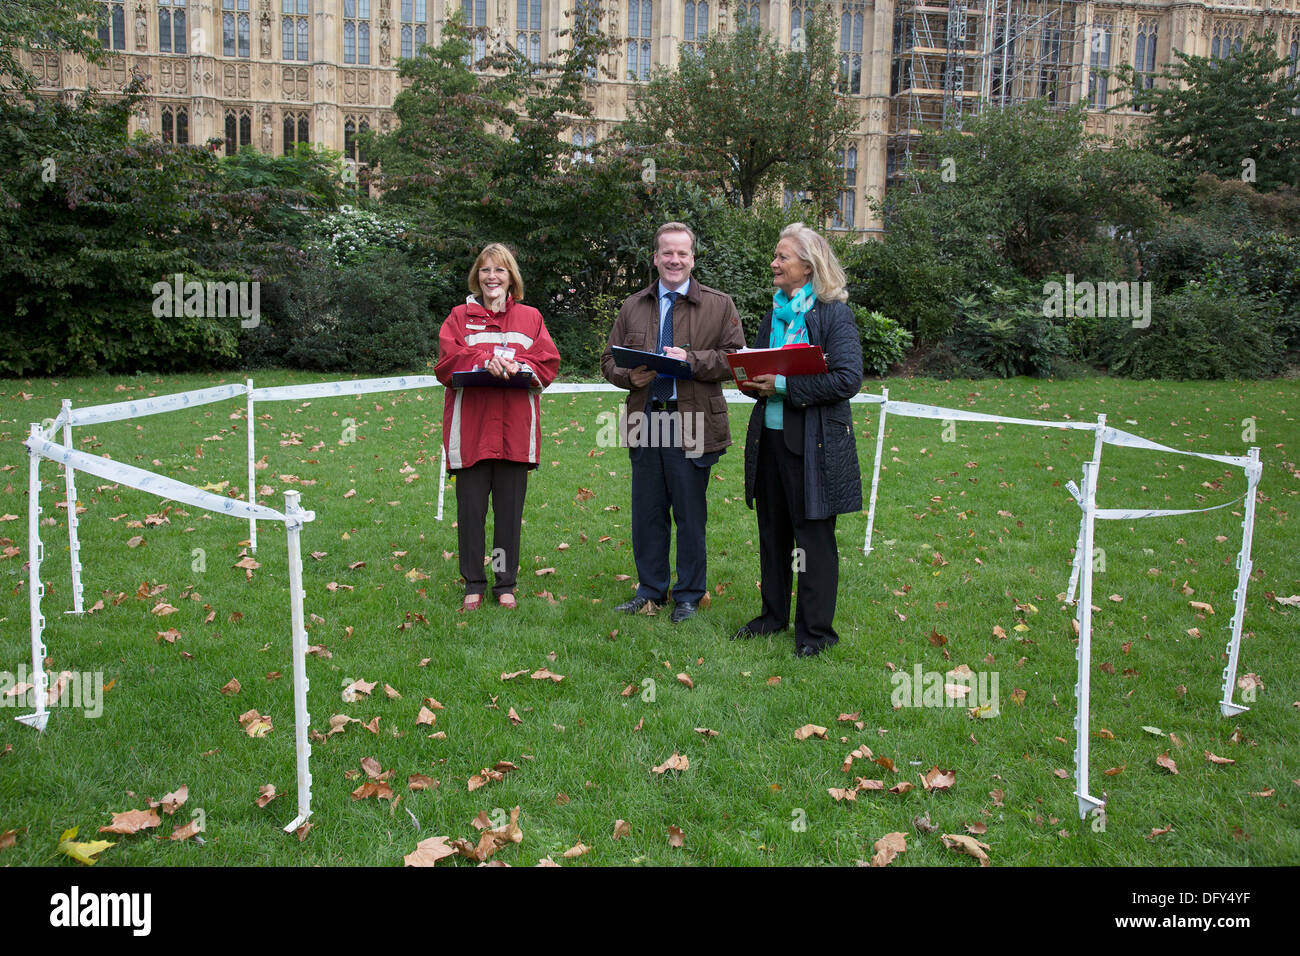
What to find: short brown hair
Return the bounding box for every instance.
[468,243,525,302]
[654,222,696,254]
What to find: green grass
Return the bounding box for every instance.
[1,370,1297,866]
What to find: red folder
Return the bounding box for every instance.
[726,344,828,386]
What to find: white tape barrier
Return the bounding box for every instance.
[251,375,443,403]
[66,383,248,427]
[24,435,290,525]
[1093,498,1246,521]
[1101,426,1250,468]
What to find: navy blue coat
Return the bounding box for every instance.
[742,299,864,520]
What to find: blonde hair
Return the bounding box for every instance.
[779,222,848,303]
[654,221,696,254]
[468,243,525,302]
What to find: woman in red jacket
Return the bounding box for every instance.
[434,244,561,611]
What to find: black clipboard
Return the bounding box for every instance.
[611,345,693,379]
[450,368,536,389]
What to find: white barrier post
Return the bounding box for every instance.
[1072,460,1105,820]
[18,424,50,732]
[862,388,888,555]
[1066,413,1105,604]
[247,378,258,553]
[282,490,314,833]
[1220,447,1262,718]
[436,444,448,523]
[60,400,84,614]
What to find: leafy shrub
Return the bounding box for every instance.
[1200,233,1300,352]
[853,306,912,376]
[1103,286,1282,379]
[945,285,1070,378]
[244,247,439,373]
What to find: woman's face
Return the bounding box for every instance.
[478,258,510,302]
[771,237,812,297]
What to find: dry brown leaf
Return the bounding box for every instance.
[408,774,439,792]
[888,781,914,795]
[828,787,858,802]
[562,841,590,859]
[1204,751,1236,766]
[651,752,690,774]
[416,707,437,727]
[0,829,19,851]
[793,724,828,741]
[256,784,278,808]
[676,673,694,689]
[530,668,565,682]
[1156,752,1179,775]
[384,683,402,700]
[989,789,1005,807]
[667,825,685,848]
[1188,600,1215,615]
[150,785,188,815]
[964,821,988,835]
[693,727,718,738]
[921,767,955,792]
[941,833,991,866]
[856,779,885,791]
[870,831,907,867]
[1147,825,1173,839]
[612,819,631,840]
[507,707,522,725]
[351,780,395,801]
[1104,765,1126,777]
[404,835,457,866]
[237,709,273,737]
[98,808,161,835]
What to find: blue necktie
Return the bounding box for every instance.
[651,291,678,403]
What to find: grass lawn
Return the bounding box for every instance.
[1,370,1297,867]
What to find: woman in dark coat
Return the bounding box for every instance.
[735,222,863,657]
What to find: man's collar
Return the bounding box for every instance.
[652,278,697,303]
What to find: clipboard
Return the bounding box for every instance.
[611,345,693,379]
[726,343,827,385]
[450,368,536,389]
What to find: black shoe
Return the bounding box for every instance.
[795,637,838,658]
[732,617,786,641]
[615,595,653,614]
[671,601,698,623]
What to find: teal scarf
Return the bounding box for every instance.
[764,282,816,430]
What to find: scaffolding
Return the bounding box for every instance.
[889,0,1086,184]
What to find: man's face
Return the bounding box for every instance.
[653,231,695,288]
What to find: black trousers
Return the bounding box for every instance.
[629,410,716,606]
[753,426,841,650]
[454,459,529,596]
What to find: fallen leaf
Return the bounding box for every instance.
[940,833,991,866]
[921,767,955,791]
[351,780,395,801]
[676,673,694,689]
[150,785,188,815]
[416,707,437,727]
[667,825,685,847]
[612,819,631,840]
[58,827,114,865]
[870,831,907,867]
[1204,751,1236,766]
[98,808,161,835]
[404,835,457,866]
[408,774,439,791]
[530,668,564,682]
[219,678,241,695]
[169,820,201,842]
[694,727,718,738]
[1156,752,1178,775]
[651,752,689,774]
[256,784,278,808]
[562,841,590,859]
[793,724,828,741]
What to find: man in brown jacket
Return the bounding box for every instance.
[600,222,747,622]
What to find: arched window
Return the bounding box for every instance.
[839,3,864,94]
[683,1,707,57]
[159,0,187,54]
[627,0,652,80]
[282,0,309,60]
[517,0,541,64]
[99,2,127,50]
[1088,19,1111,109]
